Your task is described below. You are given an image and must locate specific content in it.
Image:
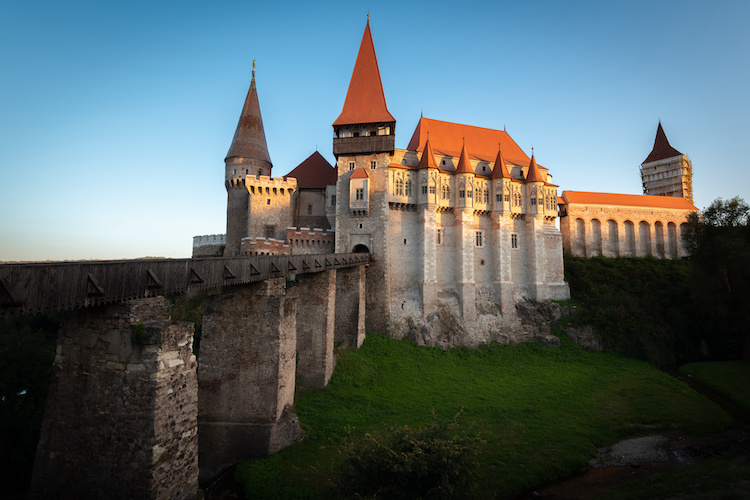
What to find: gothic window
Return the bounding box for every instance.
[511,233,519,249]
[356,188,364,200]
[459,190,465,199]
[405,179,412,197]
[442,184,450,200]
[484,189,489,203]
[467,189,472,198]
[513,192,522,206]
[496,193,501,202]
[475,231,484,247]
[422,185,428,194]
[395,178,404,196]
[429,185,436,194]
[475,187,481,200]
[265,225,275,240]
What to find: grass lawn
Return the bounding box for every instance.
[679,361,750,412]
[234,332,734,499]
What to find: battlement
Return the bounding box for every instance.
[286,227,335,254]
[245,175,297,195]
[240,236,290,256]
[192,234,226,257]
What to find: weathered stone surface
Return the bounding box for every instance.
[198,279,301,482]
[334,265,366,349]
[288,270,336,388]
[30,297,199,500]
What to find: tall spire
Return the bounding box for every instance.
[455,142,474,174]
[225,60,272,170]
[643,121,682,164]
[525,153,544,183]
[333,21,395,126]
[418,136,438,170]
[490,143,511,179]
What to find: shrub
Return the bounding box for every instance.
[338,411,484,499]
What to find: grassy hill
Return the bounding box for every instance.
[233,332,733,499]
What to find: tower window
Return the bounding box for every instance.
[349,162,355,171]
[307,204,312,214]
[331,195,336,206]
[371,160,376,169]
[437,228,443,245]
[511,233,519,249]
[475,231,484,247]
[267,199,270,205]
[356,188,364,200]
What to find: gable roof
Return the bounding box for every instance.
[407,117,530,167]
[350,168,369,179]
[643,122,683,164]
[225,64,272,166]
[561,191,697,210]
[285,151,336,189]
[333,22,395,127]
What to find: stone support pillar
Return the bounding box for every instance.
[335,265,366,349]
[288,270,336,388]
[198,279,301,482]
[455,208,476,321]
[419,205,438,316]
[30,297,199,500]
[491,213,513,313]
[525,215,545,300]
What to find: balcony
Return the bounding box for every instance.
[333,135,395,156]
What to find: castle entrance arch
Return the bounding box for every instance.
[352,244,370,253]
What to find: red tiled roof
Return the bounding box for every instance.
[418,138,439,169]
[643,122,683,164]
[225,68,272,165]
[407,117,530,167]
[525,154,545,183]
[562,191,697,210]
[455,142,474,174]
[333,23,395,127]
[286,151,336,189]
[350,168,369,179]
[490,144,511,179]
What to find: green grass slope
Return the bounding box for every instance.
[235,332,733,499]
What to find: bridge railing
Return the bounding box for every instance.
[0,253,372,318]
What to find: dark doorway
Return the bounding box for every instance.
[352,244,370,253]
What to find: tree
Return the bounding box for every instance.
[683,197,750,360]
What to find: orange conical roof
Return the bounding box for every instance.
[643,122,682,164]
[333,21,395,126]
[455,142,474,175]
[418,137,438,169]
[490,143,511,179]
[225,63,272,167]
[525,153,544,183]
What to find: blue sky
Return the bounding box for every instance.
[1,0,748,261]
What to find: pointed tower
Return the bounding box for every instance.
[332,19,396,160]
[225,61,273,184]
[640,122,693,203]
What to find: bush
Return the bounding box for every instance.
[338,411,484,499]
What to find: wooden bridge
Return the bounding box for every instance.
[0,253,372,318]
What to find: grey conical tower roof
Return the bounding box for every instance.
[225,62,272,168]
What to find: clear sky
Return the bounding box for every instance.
[1,0,748,262]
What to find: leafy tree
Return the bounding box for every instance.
[683,196,750,360]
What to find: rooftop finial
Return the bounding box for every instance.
[252,60,256,79]
[367,12,370,25]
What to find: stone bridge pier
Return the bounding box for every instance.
[197,266,365,481]
[30,297,199,500]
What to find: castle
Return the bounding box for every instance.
[194,20,696,347]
